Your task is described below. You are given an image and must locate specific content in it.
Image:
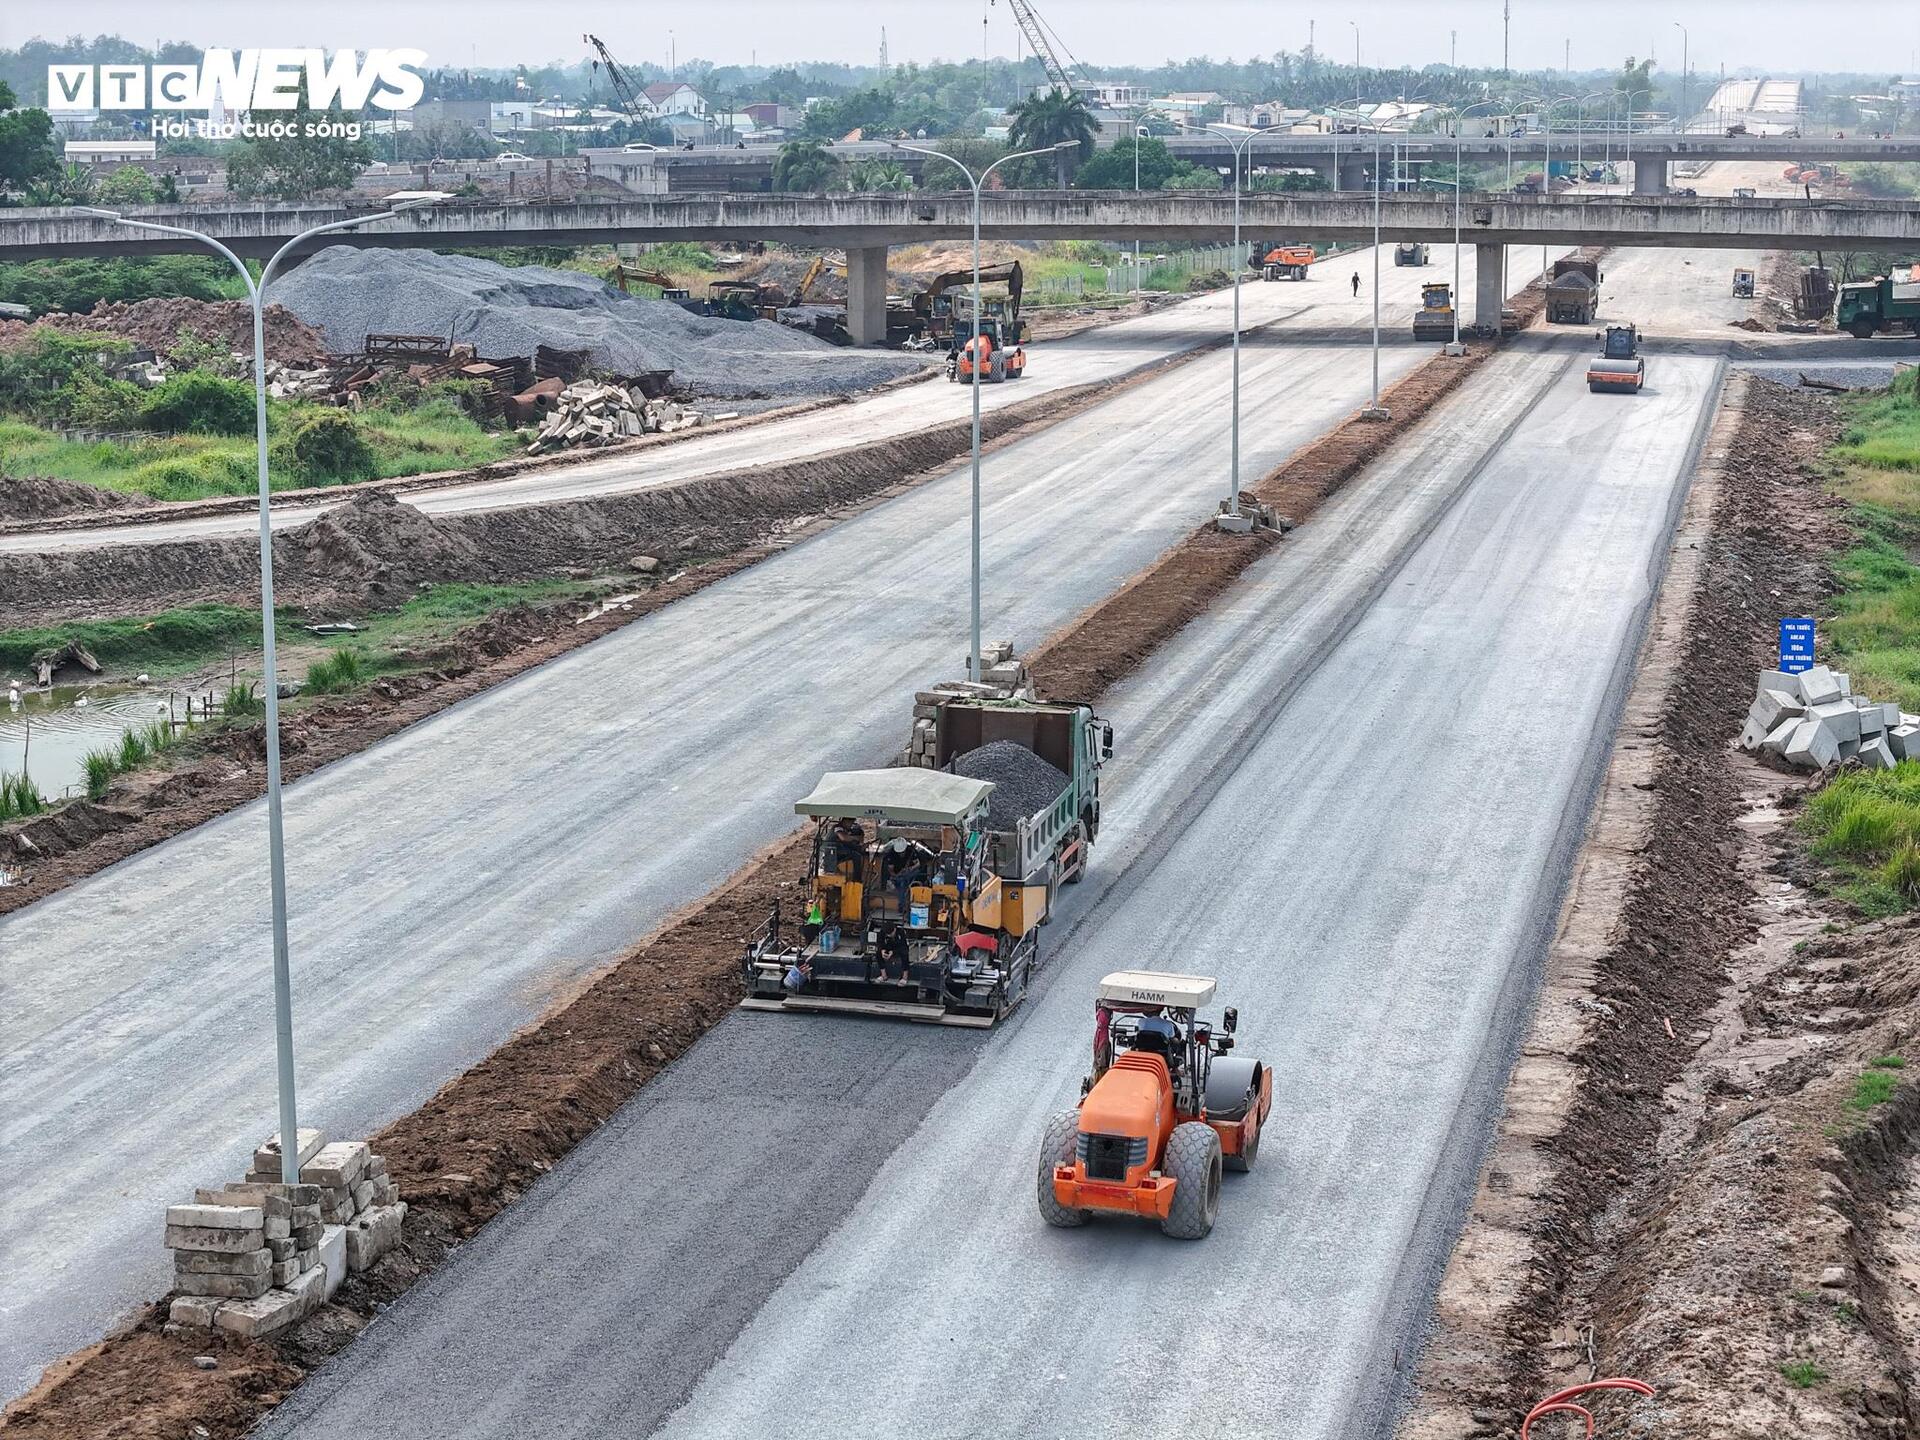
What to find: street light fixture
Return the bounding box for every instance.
[74,197,439,1185]
[890,139,1078,680]
[1202,121,1290,524]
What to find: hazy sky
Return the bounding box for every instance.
[7,1,1917,78]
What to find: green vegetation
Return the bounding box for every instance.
[303,647,368,695]
[1074,138,1221,193]
[0,772,45,822]
[0,257,247,316]
[287,411,378,483]
[80,718,180,799]
[1849,1065,1901,1111]
[226,83,373,199]
[0,606,262,677]
[1007,89,1099,188]
[1798,768,1920,913]
[1824,370,1920,713]
[1779,1360,1828,1390]
[139,371,256,436]
[222,683,264,718]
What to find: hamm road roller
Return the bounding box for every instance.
[1038,971,1272,1240]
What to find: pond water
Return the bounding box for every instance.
[0,684,187,801]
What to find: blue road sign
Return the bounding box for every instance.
[1779,617,1816,674]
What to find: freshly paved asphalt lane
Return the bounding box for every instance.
[253,346,1723,1439]
[6,245,1556,1400]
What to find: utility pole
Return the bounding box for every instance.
[1564,38,1570,75]
[1451,30,1457,69]
[1503,1,1511,77]
[880,27,889,69]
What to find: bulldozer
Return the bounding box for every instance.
[1732,268,1757,299]
[1039,971,1272,1240]
[1412,282,1457,341]
[1587,324,1645,393]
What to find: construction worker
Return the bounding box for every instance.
[830,816,866,877]
[1350,271,1361,298]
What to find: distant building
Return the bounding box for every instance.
[1083,81,1147,110]
[1222,102,1314,130]
[64,139,156,164]
[644,82,708,118]
[491,101,536,133]
[412,98,493,131]
[744,102,798,130]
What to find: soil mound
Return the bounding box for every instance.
[0,298,327,363]
[276,490,484,600]
[0,475,138,522]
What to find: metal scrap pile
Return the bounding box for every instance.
[523,380,733,454]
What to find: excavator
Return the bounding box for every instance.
[914,262,1027,348]
[608,262,693,305]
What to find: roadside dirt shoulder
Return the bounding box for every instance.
[1399,376,1914,1439]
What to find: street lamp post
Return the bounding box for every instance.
[1674,23,1690,134]
[891,139,1077,678]
[75,198,437,1185]
[1365,140,1388,418]
[1622,87,1651,185]
[1202,122,1290,523]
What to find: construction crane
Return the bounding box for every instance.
[991,0,1091,95]
[583,34,652,124]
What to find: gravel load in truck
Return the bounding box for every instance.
[273,247,928,400]
[953,741,1071,832]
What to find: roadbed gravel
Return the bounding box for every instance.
[274,248,926,399]
[953,741,1070,830]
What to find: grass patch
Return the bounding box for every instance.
[222,683,263,718]
[1848,1066,1900,1111]
[0,606,264,680]
[303,647,368,695]
[80,717,180,799]
[1780,1360,1828,1389]
[1798,765,1920,911]
[0,771,45,821]
[1872,1054,1907,1069]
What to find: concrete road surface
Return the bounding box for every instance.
[3,243,1553,557]
[256,343,1723,1440]
[3,244,1568,1400]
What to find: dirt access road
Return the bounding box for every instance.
[256,339,1726,1439]
[1,244,1566,1405]
[1,244,1551,558]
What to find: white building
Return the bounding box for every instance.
[644,82,708,118]
[64,139,156,164]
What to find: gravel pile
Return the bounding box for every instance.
[953,742,1070,832]
[272,247,927,400]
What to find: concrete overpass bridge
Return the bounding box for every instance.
[7,191,1912,343]
[592,133,1920,198]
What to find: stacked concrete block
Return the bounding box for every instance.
[167,1129,405,1336]
[1742,666,1920,772]
[523,382,713,453]
[903,645,1033,770]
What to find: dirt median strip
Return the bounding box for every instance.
[2,289,1549,1438]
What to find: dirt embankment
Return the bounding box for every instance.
[1402,378,1920,1439]
[0,299,328,364]
[1,290,1546,1437]
[0,476,139,523]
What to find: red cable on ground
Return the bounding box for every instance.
[1519,1378,1656,1438]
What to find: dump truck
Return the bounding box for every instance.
[1836,276,1920,339]
[1732,268,1757,298]
[1412,282,1456,340]
[1260,245,1315,281]
[1038,971,1272,1240]
[741,693,1112,1026]
[1546,258,1602,324]
[1587,324,1645,393]
[1393,242,1430,267]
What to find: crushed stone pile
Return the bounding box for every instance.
[952,741,1070,832]
[272,247,928,399]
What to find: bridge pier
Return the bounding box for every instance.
[1336,157,1370,192]
[1475,243,1505,331]
[846,244,888,346]
[1630,159,1669,196]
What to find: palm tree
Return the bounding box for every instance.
[772,138,841,193]
[845,159,913,193]
[1008,89,1099,188]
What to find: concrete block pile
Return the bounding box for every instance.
[904,643,1032,769]
[264,359,336,400]
[165,1127,406,1337]
[523,380,725,453]
[1738,664,1920,771]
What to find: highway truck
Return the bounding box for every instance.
[1836,276,1920,339]
[741,690,1113,1026]
[1546,258,1602,324]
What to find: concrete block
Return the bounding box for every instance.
[211,1286,306,1338]
[1811,701,1863,744]
[303,1141,369,1188]
[345,1202,405,1273]
[350,1179,375,1213]
[1758,668,1801,695]
[172,1269,271,1300]
[1839,737,1862,762]
[168,1295,223,1328]
[196,1187,298,1217]
[318,1224,348,1299]
[291,1203,321,1228]
[253,1128,327,1175]
[1892,724,1920,761]
[267,1236,297,1261]
[1797,666,1843,706]
[165,1223,267,1254]
[1861,703,1887,736]
[270,1258,300,1287]
[174,1247,270,1277]
[264,1215,290,1240]
[292,1222,323,1248]
[323,1195,355,1225]
[1884,704,1903,730]
[1784,718,1842,770]
[166,1203,263,1231]
[1863,737,1899,770]
[373,1178,400,1206]
[1836,672,1852,696]
[1739,716,1769,750]
[1762,717,1801,757]
[1751,688,1804,732]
